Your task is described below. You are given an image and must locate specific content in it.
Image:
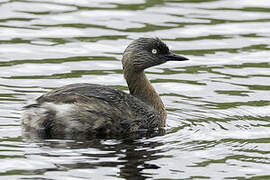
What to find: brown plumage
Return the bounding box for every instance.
[22,37,188,139]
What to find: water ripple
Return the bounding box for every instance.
[0,0,270,179]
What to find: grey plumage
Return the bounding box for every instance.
[22,37,188,139]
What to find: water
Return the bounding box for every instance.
[0,0,270,179]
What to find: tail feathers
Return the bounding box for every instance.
[23,103,40,109]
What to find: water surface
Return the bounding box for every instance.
[0,0,270,179]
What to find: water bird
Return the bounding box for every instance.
[22,37,188,138]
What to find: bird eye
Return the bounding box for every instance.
[152,49,158,54]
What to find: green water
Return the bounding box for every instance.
[0,0,270,179]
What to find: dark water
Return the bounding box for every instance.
[0,0,270,179]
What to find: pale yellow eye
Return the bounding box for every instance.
[152,49,157,54]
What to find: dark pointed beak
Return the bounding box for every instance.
[163,52,189,61]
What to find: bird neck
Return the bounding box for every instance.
[124,70,166,125]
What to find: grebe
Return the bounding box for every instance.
[22,37,188,138]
